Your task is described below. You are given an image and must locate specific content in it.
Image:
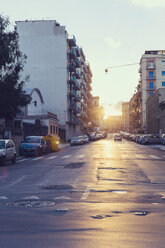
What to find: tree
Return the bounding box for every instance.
[0,15,31,126]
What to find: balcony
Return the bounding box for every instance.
[69,48,77,59]
[68,36,76,47]
[75,58,81,68]
[146,65,156,70]
[74,70,81,79]
[73,117,81,125]
[69,76,81,90]
[75,46,80,57]
[146,76,156,80]
[69,64,76,73]
[69,90,81,102]
[147,88,156,91]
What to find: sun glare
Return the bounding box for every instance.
[103,105,122,119]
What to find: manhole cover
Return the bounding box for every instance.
[6,200,56,208]
[42,185,74,190]
[64,162,85,169]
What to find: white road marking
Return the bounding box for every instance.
[6,176,26,187]
[53,196,71,200]
[149,155,161,159]
[21,196,40,200]
[76,154,85,159]
[61,155,71,159]
[135,155,147,159]
[32,157,43,161]
[0,196,8,200]
[17,158,30,163]
[81,186,92,200]
[46,156,58,160]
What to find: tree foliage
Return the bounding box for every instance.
[0,15,31,122]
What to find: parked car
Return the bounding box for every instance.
[0,139,16,165]
[114,134,122,141]
[88,133,96,141]
[140,134,161,145]
[70,136,84,146]
[161,134,165,145]
[81,135,89,144]
[19,136,48,156]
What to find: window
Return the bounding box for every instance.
[162,71,165,76]
[53,126,55,134]
[162,60,165,65]
[149,92,153,96]
[162,82,165,86]
[149,82,154,89]
[149,71,154,79]
[56,126,58,134]
[148,61,154,68]
[50,125,53,134]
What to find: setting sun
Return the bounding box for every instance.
[103,104,122,119]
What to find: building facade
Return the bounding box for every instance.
[16,88,59,138]
[138,50,165,132]
[146,88,165,134]
[16,20,92,141]
[122,102,130,132]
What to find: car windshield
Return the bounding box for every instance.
[0,141,5,149]
[24,137,41,143]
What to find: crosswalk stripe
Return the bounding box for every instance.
[32,157,43,161]
[76,154,85,159]
[61,155,71,159]
[135,155,147,159]
[149,155,161,159]
[46,156,58,160]
[17,158,29,163]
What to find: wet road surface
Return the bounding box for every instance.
[0,135,165,247]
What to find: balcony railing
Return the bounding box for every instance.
[68,35,76,47]
[73,117,81,125]
[69,64,76,73]
[146,65,156,70]
[74,70,81,79]
[69,48,77,59]
[146,76,156,80]
[75,58,81,68]
[75,46,80,57]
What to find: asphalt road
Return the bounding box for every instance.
[0,134,165,248]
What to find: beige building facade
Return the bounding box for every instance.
[138,50,165,132]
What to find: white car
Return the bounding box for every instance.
[0,139,16,165]
[114,134,122,141]
[70,136,84,146]
[81,135,89,144]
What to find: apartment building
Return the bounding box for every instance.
[138,50,165,132]
[146,88,165,134]
[122,102,130,132]
[15,20,92,141]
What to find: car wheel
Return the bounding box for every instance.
[12,154,16,164]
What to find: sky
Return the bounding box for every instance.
[1,0,165,116]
